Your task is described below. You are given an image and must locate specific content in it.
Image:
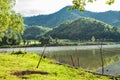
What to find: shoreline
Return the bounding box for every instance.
[0,44,120,52]
[0,44,120,53]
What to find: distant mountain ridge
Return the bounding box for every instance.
[24,6,120,27]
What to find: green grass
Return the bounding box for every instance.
[0,52,115,80]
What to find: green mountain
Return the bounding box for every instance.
[46,17,120,41]
[24,6,120,27]
[23,26,51,40]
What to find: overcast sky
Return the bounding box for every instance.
[13,0,120,17]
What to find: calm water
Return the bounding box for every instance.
[45,48,120,71]
[0,45,120,74]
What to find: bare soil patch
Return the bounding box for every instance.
[11,70,49,78]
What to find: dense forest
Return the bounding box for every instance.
[24,6,120,28]
[23,26,51,40]
[46,17,120,41]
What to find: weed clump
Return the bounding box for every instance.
[11,50,27,56]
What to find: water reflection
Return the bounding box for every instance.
[46,48,120,71]
[97,60,120,75]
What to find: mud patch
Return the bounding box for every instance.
[11,70,49,78]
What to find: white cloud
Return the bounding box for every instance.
[85,0,120,12]
[13,0,120,17]
[14,0,72,16]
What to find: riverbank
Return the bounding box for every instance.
[1,44,120,54]
[0,40,120,48]
[0,52,114,80]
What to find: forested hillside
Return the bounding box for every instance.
[23,26,51,40]
[24,6,120,27]
[46,17,120,41]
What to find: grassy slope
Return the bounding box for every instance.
[0,53,112,80]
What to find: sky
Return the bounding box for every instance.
[13,0,120,17]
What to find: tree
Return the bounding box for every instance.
[91,36,95,42]
[0,33,22,45]
[0,0,24,41]
[72,0,115,11]
[39,36,53,46]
